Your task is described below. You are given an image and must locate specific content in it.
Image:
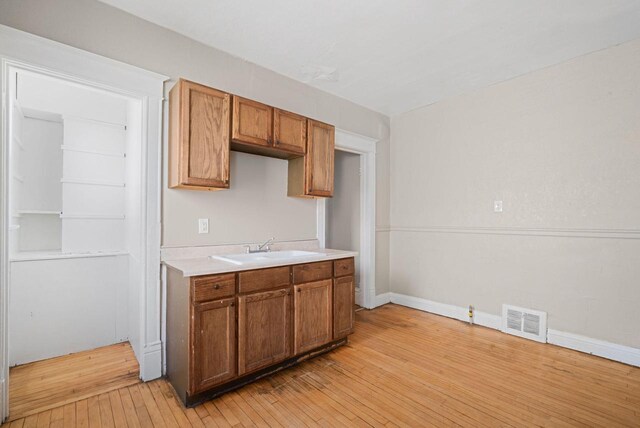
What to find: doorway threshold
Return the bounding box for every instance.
[7,342,140,422]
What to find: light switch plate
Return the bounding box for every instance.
[198,218,209,234]
[494,200,503,213]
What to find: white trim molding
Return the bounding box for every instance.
[373,292,391,308]
[321,128,377,309]
[388,293,502,330]
[377,293,640,368]
[547,330,640,368]
[379,225,640,240]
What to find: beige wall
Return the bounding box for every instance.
[327,151,361,285]
[390,39,640,348]
[0,0,391,292]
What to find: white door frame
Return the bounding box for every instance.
[318,129,377,309]
[0,25,167,421]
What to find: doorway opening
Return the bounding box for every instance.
[320,129,376,308]
[4,67,144,420]
[327,150,362,295]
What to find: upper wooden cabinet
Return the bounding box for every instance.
[169,79,230,190]
[231,96,273,148]
[288,119,335,198]
[168,79,334,197]
[273,109,306,155]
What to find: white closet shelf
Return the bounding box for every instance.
[60,214,125,220]
[22,107,63,123]
[17,210,61,215]
[10,250,129,262]
[63,115,126,130]
[61,145,125,158]
[61,178,126,187]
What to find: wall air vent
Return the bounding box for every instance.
[501,304,547,343]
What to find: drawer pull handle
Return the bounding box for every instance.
[214,284,220,290]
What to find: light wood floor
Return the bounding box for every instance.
[8,342,140,422]
[4,304,640,427]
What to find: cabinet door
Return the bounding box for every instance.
[169,79,230,189]
[190,298,236,393]
[238,288,292,375]
[305,120,334,197]
[293,279,332,354]
[333,276,355,339]
[231,96,273,147]
[273,109,306,155]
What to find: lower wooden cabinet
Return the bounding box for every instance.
[293,279,333,354]
[333,276,355,339]
[238,288,291,375]
[191,298,237,393]
[166,257,355,406]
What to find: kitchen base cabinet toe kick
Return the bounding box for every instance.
[166,257,355,406]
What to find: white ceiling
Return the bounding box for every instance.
[99,0,640,116]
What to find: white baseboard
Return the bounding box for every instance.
[389,292,502,330]
[373,292,391,308]
[141,341,162,381]
[547,329,640,367]
[382,292,639,368]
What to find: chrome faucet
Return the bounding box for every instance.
[245,237,275,254]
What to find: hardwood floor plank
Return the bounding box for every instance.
[75,400,89,428]
[145,381,180,428]
[118,388,142,428]
[86,397,101,428]
[97,394,115,428]
[62,403,76,428]
[135,384,167,428]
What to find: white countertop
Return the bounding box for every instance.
[163,248,357,277]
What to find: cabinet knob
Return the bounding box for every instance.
[297,289,301,293]
[214,284,220,290]
[275,140,280,146]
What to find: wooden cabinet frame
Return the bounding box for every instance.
[238,288,292,375]
[190,298,237,393]
[231,96,273,147]
[169,79,231,190]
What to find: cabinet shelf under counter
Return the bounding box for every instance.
[165,256,355,406]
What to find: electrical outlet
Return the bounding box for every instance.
[198,218,209,234]
[494,200,503,213]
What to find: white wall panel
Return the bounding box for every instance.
[9,255,129,365]
[63,119,126,153]
[62,218,125,253]
[62,183,124,216]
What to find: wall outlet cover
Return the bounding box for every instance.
[198,218,209,234]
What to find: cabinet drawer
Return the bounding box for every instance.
[292,261,333,284]
[334,258,354,277]
[192,273,236,302]
[238,266,290,294]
